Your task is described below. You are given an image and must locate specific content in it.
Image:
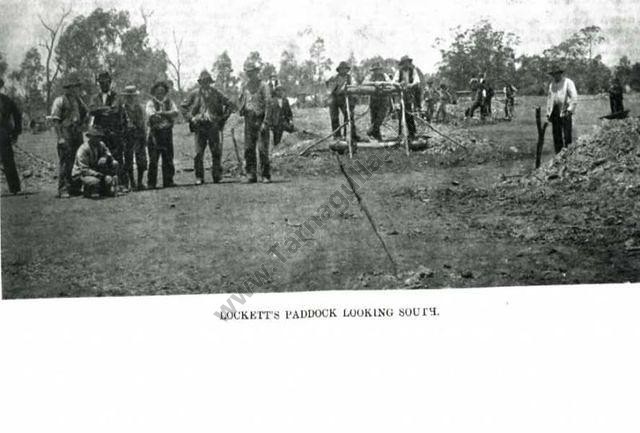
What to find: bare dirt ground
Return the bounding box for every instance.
[2,95,639,298]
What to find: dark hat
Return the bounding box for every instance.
[370,62,383,71]
[86,126,105,138]
[97,71,112,81]
[62,73,82,88]
[399,55,413,65]
[197,70,214,84]
[150,80,169,94]
[243,60,261,72]
[548,64,564,75]
[121,85,140,95]
[336,61,351,72]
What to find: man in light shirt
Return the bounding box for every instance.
[146,81,179,188]
[393,55,421,140]
[546,65,578,153]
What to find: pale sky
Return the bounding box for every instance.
[1,0,639,86]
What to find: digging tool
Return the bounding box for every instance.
[535,106,548,169]
[298,120,350,156]
[335,153,398,278]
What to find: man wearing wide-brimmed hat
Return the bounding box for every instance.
[393,55,421,140]
[363,62,391,141]
[89,70,128,191]
[181,69,235,185]
[71,126,118,198]
[545,64,578,153]
[0,76,23,194]
[146,80,179,189]
[121,85,147,190]
[50,72,89,198]
[325,61,360,143]
[239,59,271,183]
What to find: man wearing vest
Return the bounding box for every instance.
[71,126,119,198]
[545,65,578,154]
[465,78,485,119]
[89,71,128,191]
[122,85,148,191]
[50,73,89,198]
[181,70,234,185]
[393,55,421,141]
[326,61,359,144]
[265,83,294,147]
[0,77,23,195]
[363,63,390,141]
[239,60,271,183]
[146,80,179,189]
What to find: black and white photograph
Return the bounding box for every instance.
[1,0,638,299]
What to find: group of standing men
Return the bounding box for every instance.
[325,54,454,146]
[39,60,295,199]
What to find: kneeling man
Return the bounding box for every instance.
[72,126,119,198]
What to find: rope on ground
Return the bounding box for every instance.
[335,152,399,278]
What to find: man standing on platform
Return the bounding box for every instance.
[546,65,578,154]
[363,63,390,141]
[326,61,359,144]
[50,73,88,198]
[393,55,421,141]
[0,77,23,195]
[181,70,234,185]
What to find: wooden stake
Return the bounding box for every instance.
[345,97,354,159]
[399,90,410,156]
[535,107,548,169]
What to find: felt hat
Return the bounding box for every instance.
[336,61,351,72]
[197,70,214,84]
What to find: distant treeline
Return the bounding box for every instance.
[1,10,639,121]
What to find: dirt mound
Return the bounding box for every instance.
[519,118,640,196]
[1,145,57,192]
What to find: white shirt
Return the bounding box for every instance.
[393,69,420,87]
[546,77,578,117]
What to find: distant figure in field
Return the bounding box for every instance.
[465,78,484,119]
[0,77,23,194]
[608,77,624,114]
[481,80,494,120]
[422,80,437,122]
[72,126,119,198]
[503,83,517,120]
[434,83,452,123]
[546,65,578,153]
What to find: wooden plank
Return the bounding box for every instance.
[535,107,548,169]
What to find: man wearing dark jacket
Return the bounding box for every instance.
[265,84,294,146]
[0,78,23,194]
[181,70,235,185]
[89,71,128,191]
[326,61,359,143]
